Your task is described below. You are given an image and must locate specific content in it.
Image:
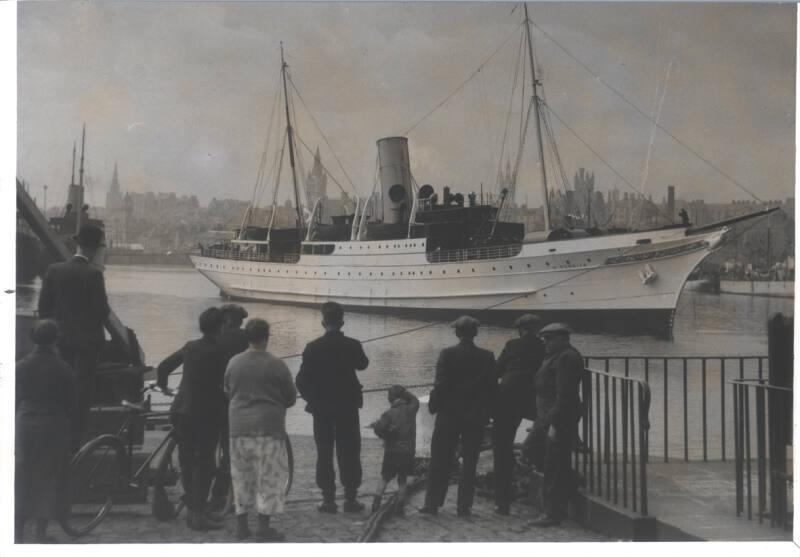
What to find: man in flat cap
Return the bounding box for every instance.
[491,314,545,515]
[528,323,584,527]
[420,316,496,517]
[38,223,110,450]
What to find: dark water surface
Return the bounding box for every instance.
[16,265,793,446]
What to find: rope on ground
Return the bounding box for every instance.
[357,477,427,543]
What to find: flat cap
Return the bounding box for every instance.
[451,315,480,330]
[514,314,541,329]
[539,322,572,336]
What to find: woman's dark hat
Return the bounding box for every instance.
[73,224,105,247]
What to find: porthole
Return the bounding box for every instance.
[492,267,496,271]
[509,265,513,270]
[457,269,460,273]
[527,264,531,268]
[442,270,446,274]
[471,268,475,272]
[546,262,550,266]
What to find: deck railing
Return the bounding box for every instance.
[578,366,652,516]
[196,247,300,264]
[732,378,793,529]
[426,243,522,263]
[584,356,768,462]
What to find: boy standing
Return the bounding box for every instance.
[369,386,420,516]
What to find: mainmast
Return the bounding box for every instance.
[77,123,86,232]
[280,43,304,239]
[523,3,551,233]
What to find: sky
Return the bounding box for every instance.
[15,2,796,211]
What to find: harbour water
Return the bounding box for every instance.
[15,264,793,446]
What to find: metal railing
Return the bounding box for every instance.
[196,247,300,264]
[585,356,768,462]
[732,378,793,529]
[426,243,522,263]
[577,366,651,516]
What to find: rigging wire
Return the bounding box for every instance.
[404,21,524,136]
[528,18,765,204]
[494,26,526,198]
[288,77,360,198]
[293,129,359,205]
[544,102,675,226]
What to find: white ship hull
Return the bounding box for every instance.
[191,226,727,335]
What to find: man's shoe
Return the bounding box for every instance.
[371,495,383,514]
[494,505,510,516]
[527,515,561,528]
[317,500,338,514]
[343,499,365,513]
[456,507,472,517]
[418,506,438,516]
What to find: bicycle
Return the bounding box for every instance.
[60,382,294,537]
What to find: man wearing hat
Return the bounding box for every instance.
[419,315,496,517]
[491,314,545,515]
[528,322,584,527]
[38,223,110,450]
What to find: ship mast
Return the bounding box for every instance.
[77,123,86,233]
[280,43,304,239]
[523,3,551,233]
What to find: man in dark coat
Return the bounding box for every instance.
[528,322,584,527]
[209,303,250,510]
[420,316,496,517]
[37,223,110,450]
[296,302,369,513]
[157,307,228,531]
[492,313,545,515]
[15,320,77,543]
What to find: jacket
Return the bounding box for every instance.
[429,340,496,425]
[157,336,229,418]
[495,333,545,419]
[534,344,584,439]
[371,393,419,455]
[295,330,369,414]
[37,256,110,348]
[16,345,77,419]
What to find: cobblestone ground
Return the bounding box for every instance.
[19,436,608,544]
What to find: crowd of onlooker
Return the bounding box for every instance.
[15,224,586,543]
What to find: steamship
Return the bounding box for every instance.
[190,12,773,336]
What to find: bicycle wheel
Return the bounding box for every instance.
[60,434,125,537]
[206,441,234,519]
[152,435,186,520]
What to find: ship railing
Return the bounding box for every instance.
[731,378,792,530]
[196,246,300,264]
[426,243,522,263]
[584,356,769,463]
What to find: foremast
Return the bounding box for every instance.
[281,42,304,241]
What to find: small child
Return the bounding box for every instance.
[368,385,420,516]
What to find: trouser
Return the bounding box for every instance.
[211,408,230,501]
[171,413,220,512]
[58,344,100,452]
[522,421,547,472]
[491,406,522,508]
[424,413,484,510]
[312,407,362,498]
[542,437,575,521]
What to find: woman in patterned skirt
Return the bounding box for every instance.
[224,318,296,542]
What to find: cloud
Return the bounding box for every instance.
[17,2,795,209]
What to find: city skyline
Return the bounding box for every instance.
[16,2,795,210]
